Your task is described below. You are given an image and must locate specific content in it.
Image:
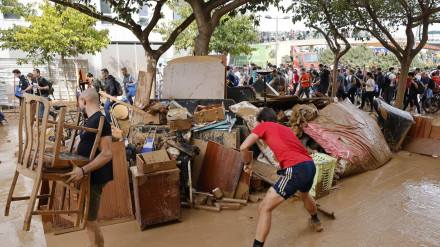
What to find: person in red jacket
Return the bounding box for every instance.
[240,107,322,247]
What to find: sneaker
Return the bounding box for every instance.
[309,218,324,232]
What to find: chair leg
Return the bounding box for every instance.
[23,174,42,231]
[48,181,57,210]
[75,177,88,227]
[4,171,19,216]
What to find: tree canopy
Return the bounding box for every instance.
[155,2,259,56]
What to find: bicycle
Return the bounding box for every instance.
[422,87,440,114]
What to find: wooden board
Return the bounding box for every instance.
[252,160,280,185]
[430,125,440,140]
[133,71,154,123]
[234,152,252,200]
[131,167,181,228]
[97,141,134,223]
[191,139,207,187]
[409,116,433,140]
[404,137,440,156]
[197,141,242,198]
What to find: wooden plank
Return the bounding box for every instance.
[234,152,252,200]
[99,91,148,117]
[97,141,134,223]
[404,138,440,156]
[133,71,154,124]
[252,160,280,185]
[409,116,433,140]
[197,141,242,198]
[191,139,207,187]
[430,125,440,140]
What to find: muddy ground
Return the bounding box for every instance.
[0,113,439,247]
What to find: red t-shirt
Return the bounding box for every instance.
[432,75,440,88]
[300,73,310,87]
[251,122,313,170]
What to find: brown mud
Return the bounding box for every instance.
[0,113,439,246]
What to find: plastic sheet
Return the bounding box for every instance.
[373,99,414,151]
[304,100,392,177]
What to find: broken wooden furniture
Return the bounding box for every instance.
[4,94,103,231]
[78,69,90,91]
[131,167,181,230]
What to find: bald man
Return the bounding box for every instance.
[65,89,113,247]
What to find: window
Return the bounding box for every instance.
[139,4,148,26]
[1,1,19,19]
[100,0,112,24]
[303,54,318,63]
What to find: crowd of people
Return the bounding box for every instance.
[227,63,440,114]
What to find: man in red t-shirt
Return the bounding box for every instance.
[240,108,322,247]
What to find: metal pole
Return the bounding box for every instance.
[275,17,279,68]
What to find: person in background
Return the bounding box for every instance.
[414,67,421,81]
[311,71,320,97]
[240,108,323,247]
[87,73,105,93]
[345,69,357,104]
[297,68,310,98]
[242,64,250,86]
[318,64,330,96]
[375,67,385,98]
[226,66,237,87]
[268,70,281,92]
[13,69,32,96]
[421,72,432,102]
[360,72,375,112]
[403,72,421,114]
[383,67,396,104]
[156,68,164,98]
[101,68,119,123]
[233,66,242,85]
[65,88,113,247]
[121,67,137,105]
[31,69,56,119]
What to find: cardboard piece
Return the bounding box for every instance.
[192,128,240,149]
[136,150,177,174]
[277,110,288,123]
[168,118,192,131]
[142,113,160,125]
[430,125,440,140]
[167,108,188,121]
[194,104,225,124]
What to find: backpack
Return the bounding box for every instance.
[115,80,123,96]
[46,79,54,96]
[428,78,436,90]
[383,73,391,87]
[417,80,425,94]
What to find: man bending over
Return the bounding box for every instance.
[240,107,322,247]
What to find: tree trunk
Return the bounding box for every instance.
[61,54,71,101]
[194,27,214,56]
[394,58,411,109]
[132,52,158,124]
[331,54,340,98]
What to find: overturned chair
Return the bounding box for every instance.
[4,94,104,231]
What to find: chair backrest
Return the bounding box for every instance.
[18,94,51,173]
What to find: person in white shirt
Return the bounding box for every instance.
[360,72,375,112]
[383,67,397,104]
[414,67,421,81]
[233,66,242,86]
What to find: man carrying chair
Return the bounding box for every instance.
[64,89,113,247]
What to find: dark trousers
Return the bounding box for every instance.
[403,92,420,114]
[297,86,310,98]
[361,91,374,111]
[104,97,115,122]
[383,86,395,104]
[347,86,357,104]
[38,94,55,118]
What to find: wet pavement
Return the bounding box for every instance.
[0,114,439,247]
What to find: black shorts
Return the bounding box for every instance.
[273,161,316,200]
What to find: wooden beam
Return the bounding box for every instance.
[98,91,149,116]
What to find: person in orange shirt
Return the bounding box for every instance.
[297,68,310,98]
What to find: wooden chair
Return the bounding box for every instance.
[4,94,104,231]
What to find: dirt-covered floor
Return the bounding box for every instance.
[0,113,439,247]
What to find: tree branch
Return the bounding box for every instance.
[156,13,195,58]
[211,0,263,28]
[49,0,131,30]
[143,0,166,38]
